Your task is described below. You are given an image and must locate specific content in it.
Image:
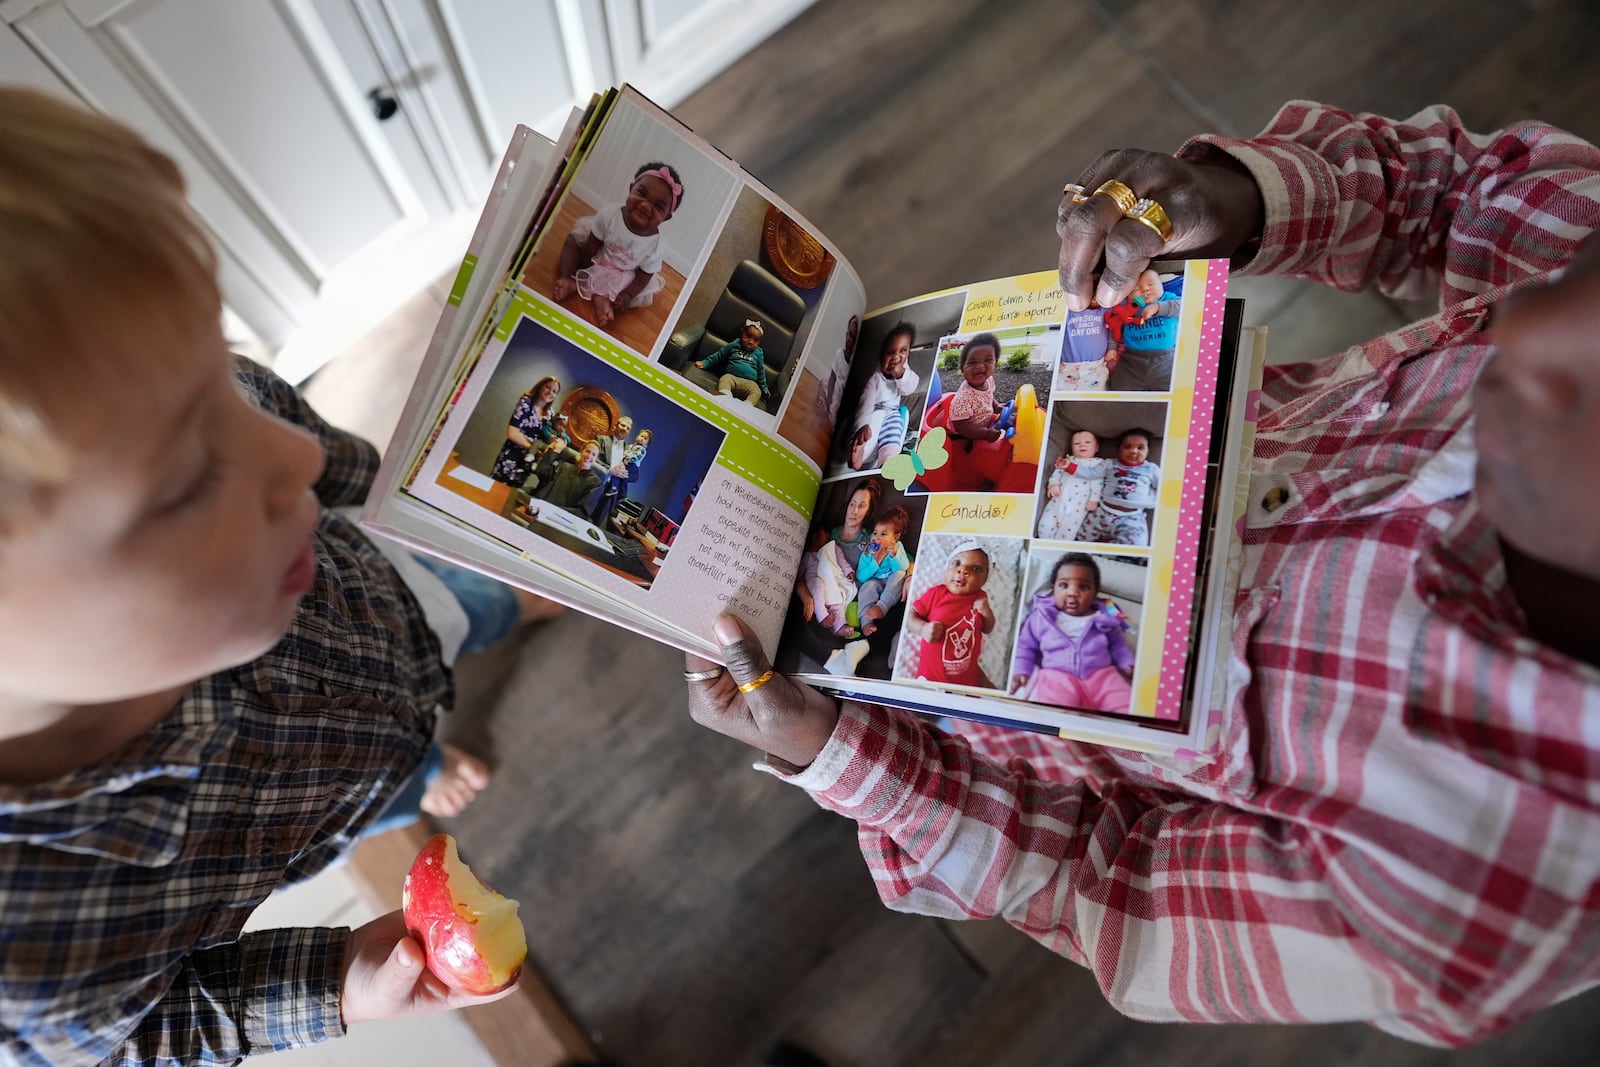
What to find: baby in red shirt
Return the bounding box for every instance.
[907,541,997,688]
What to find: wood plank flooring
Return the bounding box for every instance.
[318,1,1600,1064]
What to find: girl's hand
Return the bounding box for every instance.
[1010,673,1030,695]
[1057,149,1263,311]
[974,595,995,627]
[686,614,841,769]
[341,910,517,1026]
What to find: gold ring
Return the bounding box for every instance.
[737,668,776,694]
[1061,182,1089,203]
[1092,179,1138,215]
[682,667,724,682]
[1126,197,1174,242]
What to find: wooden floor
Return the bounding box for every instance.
[307,1,1600,1065]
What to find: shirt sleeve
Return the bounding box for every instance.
[232,356,380,509]
[1177,101,1600,305]
[763,703,1548,1045]
[17,926,349,1066]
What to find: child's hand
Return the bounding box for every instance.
[694,361,704,369]
[552,277,577,301]
[593,295,615,326]
[925,621,948,644]
[1047,482,1063,500]
[1086,499,1099,512]
[1010,673,1030,694]
[687,614,841,769]
[975,594,995,627]
[341,910,517,1026]
[1053,456,1074,472]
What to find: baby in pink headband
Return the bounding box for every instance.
[553,161,684,328]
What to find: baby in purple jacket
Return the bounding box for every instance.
[1009,552,1135,713]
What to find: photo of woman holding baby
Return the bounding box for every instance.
[489,375,562,487]
[780,474,926,680]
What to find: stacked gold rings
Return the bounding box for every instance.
[1061,180,1174,243]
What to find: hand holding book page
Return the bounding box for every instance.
[1055,147,1264,310]
[685,614,840,771]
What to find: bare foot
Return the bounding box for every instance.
[552,277,577,301]
[420,743,491,818]
[512,587,566,623]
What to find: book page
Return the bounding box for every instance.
[370,86,870,659]
[775,262,1235,746]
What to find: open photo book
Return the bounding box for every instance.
[361,86,1268,759]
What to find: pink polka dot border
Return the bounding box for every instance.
[1154,261,1230,721]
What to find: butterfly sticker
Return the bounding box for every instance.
[881,427,949,490]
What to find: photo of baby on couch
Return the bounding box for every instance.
[1007,547,1149,715]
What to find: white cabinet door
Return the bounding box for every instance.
[3,0,811,376]
[8,0,453,352]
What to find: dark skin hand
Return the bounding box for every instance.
[1056,147,1264,310]
[686,614,840,770]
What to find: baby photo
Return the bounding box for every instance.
[1008,547,1149,715]
[413,315,726,590]
[1101,269,1183,393]
[662,187,837,421]
[1035,399,1168,548]
[776,473,928,681]
[824,291,962,477]
[905,326,1053,494]
[778,277,867,468]
[520,94,740,357]
[890,532,1026,693]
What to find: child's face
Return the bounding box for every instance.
[843,316,859,359]
[0,309,325,706]
[1052,563,1099,616]
[739,326,763,351]
[635,430,652,447]
[943,550,989,595]
[623,174,674,235]
[1070,430,1098,458]
[1118,434,1150,466]
[1134,272,1163,302]
[879,333,911,379]
[577,442,601,469]
[961,344,997,388]
[869,521,899,553]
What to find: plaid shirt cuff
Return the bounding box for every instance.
[755,701,927,826]
[239,926,350,1054]
[1177,126,1340,279]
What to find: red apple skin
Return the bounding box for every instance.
[402,833,527,995]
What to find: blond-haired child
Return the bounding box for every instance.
[0,88,538,1063]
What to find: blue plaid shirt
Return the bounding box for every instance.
[0,359,451,1065]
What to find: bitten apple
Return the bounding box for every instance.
[402,833,527,995]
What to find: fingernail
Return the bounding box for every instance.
[713,614,742,646]
[1095,282,1118,307]
[1063,292,1086,312]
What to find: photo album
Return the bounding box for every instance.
[361,86,1268,759]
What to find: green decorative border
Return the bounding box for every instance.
[446,254,477,307]
[492,294,820,516]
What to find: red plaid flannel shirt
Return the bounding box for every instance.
[767,102,1600,1046]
